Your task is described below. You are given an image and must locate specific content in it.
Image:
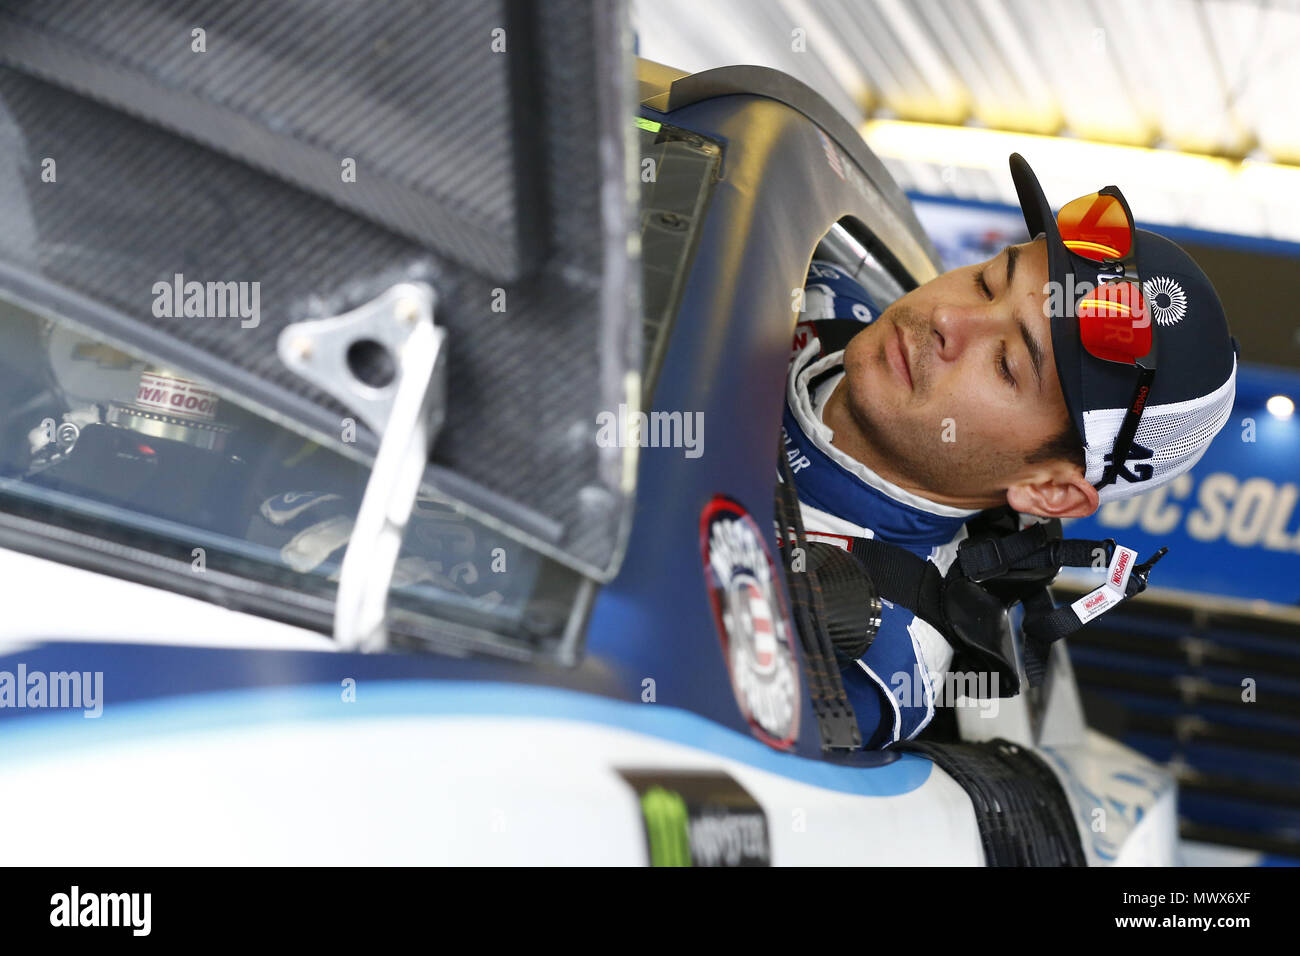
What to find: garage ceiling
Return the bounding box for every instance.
[633,0,1300,244]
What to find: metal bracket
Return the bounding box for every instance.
[278,282,445,652]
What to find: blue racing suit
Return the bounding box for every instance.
[784,261,979,748]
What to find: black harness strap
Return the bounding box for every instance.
[846,538,947,634]
[836,520,1164,694]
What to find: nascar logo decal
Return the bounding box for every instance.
[700,496,800,750]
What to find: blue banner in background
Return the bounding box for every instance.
[911,196,1300,609]
[1065,363,1300,607]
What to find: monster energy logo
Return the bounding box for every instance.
[640,786,692,867]
[624,771,772,866]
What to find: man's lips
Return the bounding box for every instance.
[886,320,912,390]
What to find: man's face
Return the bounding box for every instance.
[840,238,1077,503]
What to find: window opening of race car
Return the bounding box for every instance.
[0,118,720,662]
[0,296,585,657]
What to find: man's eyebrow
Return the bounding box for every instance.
[1003,244,1040,390]
[1018,316,1044,391]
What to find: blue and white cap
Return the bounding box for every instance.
[1009,153,1239,504]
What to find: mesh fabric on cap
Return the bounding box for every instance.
[1082,357,1237,503]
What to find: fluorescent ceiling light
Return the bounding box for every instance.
[862,119,1237,183]
[861,119,1300,240]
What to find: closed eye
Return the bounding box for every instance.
[975,269,993,300]
[997,342,1017,388]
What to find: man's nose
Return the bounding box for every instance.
[931,304,1008,361]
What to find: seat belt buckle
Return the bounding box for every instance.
[963,537,1010,583]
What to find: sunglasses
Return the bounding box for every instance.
[1056,187,1156,488]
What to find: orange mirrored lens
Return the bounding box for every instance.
[1077,281,1151,363]
[1057,192,1132,261]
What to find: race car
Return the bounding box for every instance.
[0,1,1174,865]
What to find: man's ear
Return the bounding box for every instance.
[1006,469,1100,519]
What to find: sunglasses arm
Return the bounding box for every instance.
[1096,365,1156,490]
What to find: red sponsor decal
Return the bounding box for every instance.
[1110,549,1132,587]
